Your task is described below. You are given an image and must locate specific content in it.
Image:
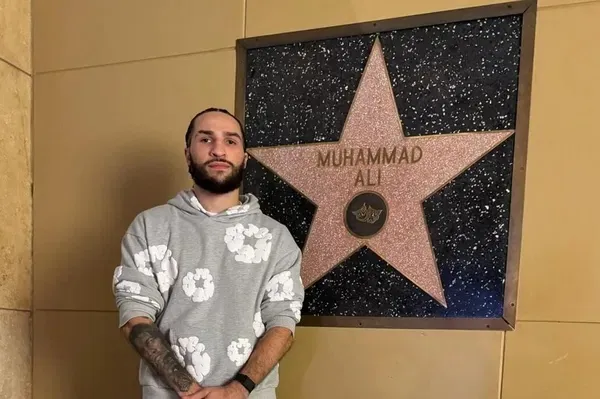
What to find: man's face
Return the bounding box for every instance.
[185,112,247,194]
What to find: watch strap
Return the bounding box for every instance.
[233,372,256,393]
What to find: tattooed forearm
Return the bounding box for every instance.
[128,323,197,394]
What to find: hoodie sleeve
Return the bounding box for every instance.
[260,234,305,336]
[112,228,165,328]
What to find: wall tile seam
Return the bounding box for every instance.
[34,46,236,76]
[0,308,32,313]
[0,56,31,76]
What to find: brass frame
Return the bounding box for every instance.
[235,0,537,331]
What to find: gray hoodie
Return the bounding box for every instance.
[112,190,304,392]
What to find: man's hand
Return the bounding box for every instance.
[183,382,248,399]
[180,386,206,399]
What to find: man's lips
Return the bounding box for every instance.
[207,161,231,170]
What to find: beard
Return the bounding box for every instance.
[188,156,245,194]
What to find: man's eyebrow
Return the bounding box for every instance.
[196,130,242,141]
[224,132,243,141]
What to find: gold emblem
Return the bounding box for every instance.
[352,203,383,224]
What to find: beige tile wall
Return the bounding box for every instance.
[33,311,139,398]
[278,328,504,399]
[0,60,31,311]
[32,0,244,73]
[0,310,32,399]
[1,0,32,397]
[502,321,600,398]
[500,3,600,396]
[33,49,236,312]
[511,1,600,324]
[0,0,31,72]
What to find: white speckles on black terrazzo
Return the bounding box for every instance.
[379,15,522,135]
[243,15,522,319]
[244,35,377,147]
[304,247,446,317]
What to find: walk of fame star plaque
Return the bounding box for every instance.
[235,1,536,330]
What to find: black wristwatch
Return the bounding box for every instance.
[233,373,256,394]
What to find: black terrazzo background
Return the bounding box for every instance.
[244,35,375,146]
[242,15,522,319]
[380,17,521,136]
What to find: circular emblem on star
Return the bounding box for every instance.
[344,191,388,238]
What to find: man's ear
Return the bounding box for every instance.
[184,147,191,166]
[243,152,249,168]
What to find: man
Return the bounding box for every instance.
[113,108,304,399]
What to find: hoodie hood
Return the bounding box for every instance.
[167,189,262,221]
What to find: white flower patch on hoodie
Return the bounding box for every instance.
[149,245,178,293]
[265,271,294,302]
[113,266,123,285]
[182,268,215,303]
[227,338,252,367]
[130,295,161,309]
[172,337,211,383]
[253,311,265,337]
[224,223,273,264]
[132,245,179,293]
[290,301,302,321]
[115,280,141,295]
[133,249,154,277]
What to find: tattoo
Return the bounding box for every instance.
[129,323,195,393]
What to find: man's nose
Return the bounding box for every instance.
[209,141,226,157]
